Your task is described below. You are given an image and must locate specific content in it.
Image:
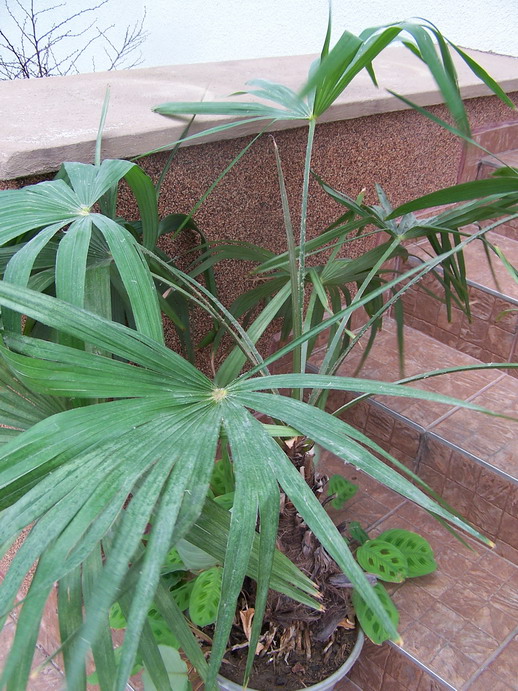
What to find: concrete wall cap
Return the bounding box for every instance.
[1,46,518,180]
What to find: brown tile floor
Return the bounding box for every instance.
[398,230,518,372]
[319,453,518,691]
[315,319,503,427]
[0,618,64,689]
[313,227,518,688]
[431,375,518,478]
[455,231,518,301]
[313,317,518,560]
[412,230,518,302]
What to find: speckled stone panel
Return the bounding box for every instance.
[1,94,517,363]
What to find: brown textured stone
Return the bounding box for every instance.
[420,436,452,475]
[416,675,451,691]
[451,621,500,665]
[394,621,445,665]
[365,405,394,442]
[498,512,518,549]
[469,494,504,536]
[384,648,423,689]
[348,657,385,691]
[448,452,481,491]
[392,583,436,620]
[470,602,516,641]
[469,290,495,320]
[360,639,391,670]
[442,481,475,517]
[494,539,518,565]
[391,419,422,458]
[476,468,512,509]
[485,634,518,688]
[428,644,478,688]
[505,487,518,518]
[486,324,516,359]
[491,297,518,333]
[468,669,515,691]
[419,463,446,494]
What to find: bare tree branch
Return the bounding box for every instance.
[0,0,148,79]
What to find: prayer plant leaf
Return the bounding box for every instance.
[189,567,223,627]
[328,474,358,509]
[352,583,399,645]
[356,539,408,583]
[377,529,437,577]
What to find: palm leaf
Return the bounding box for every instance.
[231,390,490,544]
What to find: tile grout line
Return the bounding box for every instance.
[460,624,518,690]
[422,431,518,485]
[387,640,457,691]
[424,372,507,434]
[404,243,518,306]
[364,498,409,533]
[34,642,64,676]
[369,383,518,485]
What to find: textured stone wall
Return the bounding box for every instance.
[2,93,518,364]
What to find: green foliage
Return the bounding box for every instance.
[108,602,127,630]
[0,11,516,691]
[142,645,190,691]
[171,582,195,613]
[87,648,144,687]
[176,540,220,571]
[356,538,408,583]
[210,455,235,496]
[350,525,437,643]
[164,547,186,572]
[147,613,180,649]
[349,521,370,546]
[327,474,358,508]
[378,529,437,577]
[352,583,400,645]
[189,567,223,627]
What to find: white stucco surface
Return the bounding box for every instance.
[1,0,517,74]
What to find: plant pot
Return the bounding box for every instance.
[216,628,364,691]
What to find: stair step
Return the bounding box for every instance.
[319,453,518,691]
[311,318,518,563]
[400,230,518,372]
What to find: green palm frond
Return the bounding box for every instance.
[0,283,507,688]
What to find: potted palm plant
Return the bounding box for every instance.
[0,14,517,691]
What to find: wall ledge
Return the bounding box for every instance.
[1,46,518,180]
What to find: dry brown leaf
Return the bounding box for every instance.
[239,607,255,641]
[238,607,265,654]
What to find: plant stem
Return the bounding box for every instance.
[293,117,317,396]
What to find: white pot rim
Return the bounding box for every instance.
[217,627,365,691]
